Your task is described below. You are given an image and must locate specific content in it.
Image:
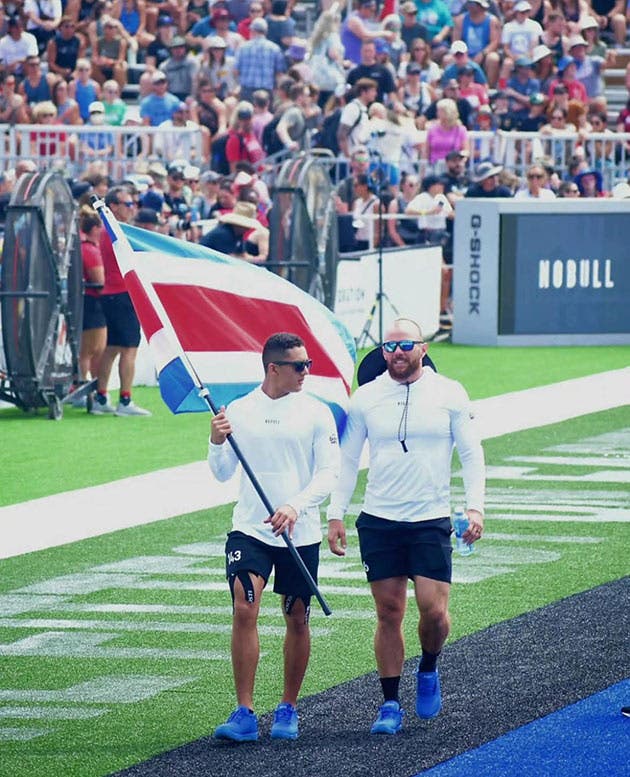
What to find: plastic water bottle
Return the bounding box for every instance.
[453,508,474,556]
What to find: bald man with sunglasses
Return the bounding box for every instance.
[327,317,485,735]
[209,331,339,743]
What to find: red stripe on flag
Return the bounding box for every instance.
[125,270,163,341]
[154,283,348,387]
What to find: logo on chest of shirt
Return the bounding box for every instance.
[265,418,280,425]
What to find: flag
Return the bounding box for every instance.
[96,203,356,432]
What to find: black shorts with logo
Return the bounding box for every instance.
[101,292,141,348]
[356,512,453,583]
[225,530,319,600]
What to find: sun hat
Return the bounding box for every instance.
[219,201,260,229]
[532,44,552,63]
[474,160,503,181]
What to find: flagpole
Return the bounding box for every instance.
[90,196,332,616]
[197,385,332,617]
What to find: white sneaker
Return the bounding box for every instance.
[115,401,152,417]
[90,397,116,414]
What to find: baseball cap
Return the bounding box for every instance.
[88,100,105,113]
[211,7,230,20]
[450,40,468,55]
[580,16,599,30]
[235,100,254,119]
[514,56,532,68]
[514,0,532,11]
[468,0,489,6]
[140,189,165,211]
[184,165,200,180]
[171,101,187,114]
[200,170,222,184]
[169,35,187,48]
[557,55,575,74]
[401,1,417,12]
[251,17,268,33]
[446,149,469,160]
[157,15,173,26]
[407,62,422,75]
[206,34,226,48]
[135,207,159,225]
[443,78,460,90]
[529,92,546,105]
[458,64,475,76]
[152,70,167,83]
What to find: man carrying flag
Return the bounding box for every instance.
[209,332,340,742]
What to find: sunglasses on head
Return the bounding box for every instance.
[383,340,421,353]
[274,359,312,373]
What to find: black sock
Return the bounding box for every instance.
[96,391,107,405]
[380,676,400,703]
[419,650,440,673]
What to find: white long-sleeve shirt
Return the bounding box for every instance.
[327,368,485,523]
[208,387,339,547]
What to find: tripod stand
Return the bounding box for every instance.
[357,172,399,348]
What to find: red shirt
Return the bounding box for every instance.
[99,228,127,295]
[81,240,104,298]
[225,130,265,168]
[547,78,588,104]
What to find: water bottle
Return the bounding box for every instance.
[453,508,474,556]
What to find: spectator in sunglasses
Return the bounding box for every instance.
[209,331,339,743]
[327,316,485,736]
[515,164,556,200]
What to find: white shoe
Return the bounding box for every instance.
[90,397,116,414]
[115,401,152,416]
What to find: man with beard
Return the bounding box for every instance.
[327,317,485,735]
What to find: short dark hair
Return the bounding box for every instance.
[262,332,305,371]
[105,186,129,206]
[355,77,378,95]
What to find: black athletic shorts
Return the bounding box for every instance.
[225,530,319,600]
[82,294,106,330]
[356,512,453,584]
[100,292,141,348]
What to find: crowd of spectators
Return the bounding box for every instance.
[1,0,630,335]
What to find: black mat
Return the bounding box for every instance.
[111,577,630,777]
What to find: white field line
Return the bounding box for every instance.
[1,368,628,561]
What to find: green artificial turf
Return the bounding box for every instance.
[0,404,628,777]
[1,344,628,506]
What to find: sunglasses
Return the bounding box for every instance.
[528,173,544,179]
[119,200,135,207]
[383,340,422,353]
[274,359,312,373]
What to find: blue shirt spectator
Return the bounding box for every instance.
[140,71,181,126]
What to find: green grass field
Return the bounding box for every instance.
[0,344,628,777]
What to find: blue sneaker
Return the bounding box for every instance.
[370,700,404,734]
[270,702,299,740]
[214,706,258,742]
[416,670,442,719]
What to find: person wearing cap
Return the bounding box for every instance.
[513,90,548,129]
[327,316,485,736]
[265,0,296,51]
[441,40,487,87]
[540,11,566,65]
[154,99,210,164]
[161,35,199,102]
[145,15,175,70]
[580,16,607,58]
[501,1,543,62]
[414,0,453,62]
[200,199,260,255]
[387,174,423,246]
[465,160,513,197]
[186,5,236,52]
[224,100,266,172]
[568,34,611,99]
[530,43,555,93]
[441,148,471,197]
[450,1,501,88]
[347,40,399,107]
[192,170,222,221]
[0,16,38,77]
[234,16,286,101]
[134,206,163,231]
[93,17,128,90]
[140,69,180,127]
[589,0,627,49]
[400,2,429,53]
[400,60,433,120]
[334,144,371,215]
[80,100,115,160]
[456,63,489,110]
[505,56,540,115]
[198,35,238,101]
[546,56,587,104]
[340,0,393,69]
[424,78,473,127]
[18,54,55,111]
[574,167,606,197]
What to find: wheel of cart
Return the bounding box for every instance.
[0,171,83,420]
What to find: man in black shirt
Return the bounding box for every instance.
[346,40,399,107]
[400,1,429,51]
[465,161,513,197]
[513,92,548,131]
[423,79,472,127]
[201,201,260,256]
